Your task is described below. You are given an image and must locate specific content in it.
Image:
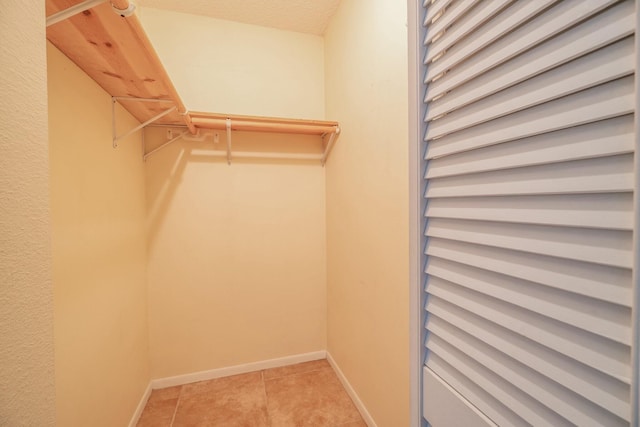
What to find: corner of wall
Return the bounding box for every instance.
[0,1,56,425]
[323,0,411,425]
[48,42,151,427]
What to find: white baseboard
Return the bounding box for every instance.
[327,351,377,427]
[150,350,327,389]
[128,382,152,427]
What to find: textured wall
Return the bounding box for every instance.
[0,1,56,426]
[48,44,150,427]
[139,7,325,119]
[324,0,410,425]
[145,129,327,378]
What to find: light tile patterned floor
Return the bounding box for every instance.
[137,359,366,427]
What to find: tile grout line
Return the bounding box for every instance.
[144,361,332,427]
[141,361,361,427]
[261,370,273,427]
[168,387,182,427]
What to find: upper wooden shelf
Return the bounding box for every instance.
[45,0,341,156]
[46,0,194,130]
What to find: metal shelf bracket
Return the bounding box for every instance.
[111,97,176,148]
[321,126,341,167]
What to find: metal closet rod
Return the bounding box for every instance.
[191,119,337,135]
[191,150,324,161]
[189,113,340,136]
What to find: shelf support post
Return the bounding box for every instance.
[226,118,232,165]
[321,126,341,166]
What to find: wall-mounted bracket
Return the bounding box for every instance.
[321,127,341,167]
[143,131,187,161]
[111,1,136,17]
[111,97,176,148]
[46,0,106,26]
[226,118,232,165]
[203,119,340,165]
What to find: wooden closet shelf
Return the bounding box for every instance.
[45,0,341,157]
[46,0,195,132]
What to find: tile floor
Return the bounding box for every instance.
[137,359,366,427]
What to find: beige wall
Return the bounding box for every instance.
[324,0,410,426]
[145,130,327,378]
[140,8,328,380]
[139,7,325,119]
[48,44,150,427]
[0,2,56,425]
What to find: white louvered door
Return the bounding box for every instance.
[419,1,638,426]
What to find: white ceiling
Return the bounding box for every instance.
[136,0,342,36]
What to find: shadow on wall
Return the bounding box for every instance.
[143,127,327,250]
